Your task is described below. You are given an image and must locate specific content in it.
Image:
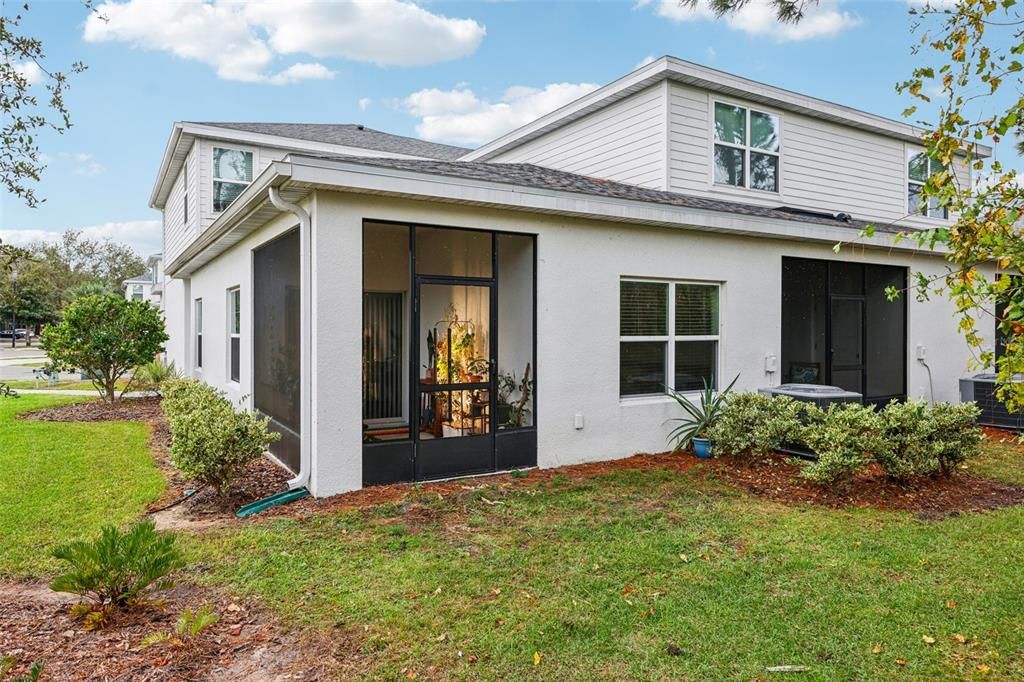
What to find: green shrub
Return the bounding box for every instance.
[799,404,881,487]
[874,400,939,480]
[927,401,983,475]
[873,400,983,480]
[50,520,184,608]
[707,392,805,457]
[132,356,178,395]
[161,378,280,497]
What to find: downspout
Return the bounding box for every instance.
[268,186,312,492]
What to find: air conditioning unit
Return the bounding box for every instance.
[756,384,863,459]
[959,373,1024,430]
[757,383,863,408]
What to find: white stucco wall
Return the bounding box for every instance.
[306,192,984,497]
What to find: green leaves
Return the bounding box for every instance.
[161,378,281,497]
[665,374,738,452]
[40,294,168,402]
[50,520,184,610]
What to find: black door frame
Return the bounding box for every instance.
[413,275,498,479]
[781,256,907,405]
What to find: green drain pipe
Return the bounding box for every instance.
[236,487,310,518]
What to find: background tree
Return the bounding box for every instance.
[41,295,168,402]
[0,230,146,328]
[1,2,95,208]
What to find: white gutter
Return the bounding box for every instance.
[268,187,313,492]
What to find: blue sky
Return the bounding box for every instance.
[0,0,1016,255]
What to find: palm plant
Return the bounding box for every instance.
[666,374,738,452]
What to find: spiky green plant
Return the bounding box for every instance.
[666,375,738,452]
[50,520,184,607]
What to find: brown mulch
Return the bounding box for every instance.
[0,581,346,681]
[707,452,1024,520]
[18,396,290,520]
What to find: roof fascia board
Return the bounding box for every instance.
[169,154,947,277]
[148,122,185,209]
[286,157,927,251]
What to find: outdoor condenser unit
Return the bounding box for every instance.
[757,384,864,408]
[756,384,864,459]
[959,373,1024,430]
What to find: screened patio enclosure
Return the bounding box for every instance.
[362,222,536,485]
[781,257,907,406]
[253,229,301,472]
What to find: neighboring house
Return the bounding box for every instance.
[149,56,993,498]
[122,253,164,309]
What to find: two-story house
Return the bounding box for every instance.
[149,56,991,497]
[122,252,165,309]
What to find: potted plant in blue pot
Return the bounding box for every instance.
[666,375,737,458]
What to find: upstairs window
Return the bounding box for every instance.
[131,284,144,301]
[213,147,253,212]
[183,163,189,225]
[713,102,780,192]
[907,151,948,219]
[620,280,721,398]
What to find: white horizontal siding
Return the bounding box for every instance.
[492,83,667,189]
[162,162,187,264]
[667,82,972,228]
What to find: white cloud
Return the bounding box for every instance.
[11,61,43,85]
[641,0,862,41]
[358,97,372,111]
[65,152,104,177]
[404,82,600,145]
[266,62,334,85]
[706,45,717,59]
[907,0,959,7]
[636,54,657,69]
[83,0,485,84]
[1,220,162,256]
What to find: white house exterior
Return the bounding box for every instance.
[123,253,164,308]
[149,56,993,498]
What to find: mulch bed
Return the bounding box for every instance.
[707,452,1024,520]
[0,582,345,681]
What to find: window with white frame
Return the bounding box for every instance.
[228,287,240,382]
[620,280,720,397]
[713,101,780,192]
[907,150,948,219]
[194,298,203,370]
[212,147,253,212]
[131,284,144,301]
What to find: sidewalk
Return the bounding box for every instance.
[12,389,154,397]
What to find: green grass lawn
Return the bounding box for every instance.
[2,392,1022,680]
[190,439,1024,681]
[0,394,165,577]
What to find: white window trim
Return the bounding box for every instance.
[619,278,722,401]
[212,145,255,213]
[194,298,203,373]
[709,98,782,195]
[227,287,240,384]
[905,145,949,221]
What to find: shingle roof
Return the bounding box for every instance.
[305,154,898,233]
[193,122,470,161]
